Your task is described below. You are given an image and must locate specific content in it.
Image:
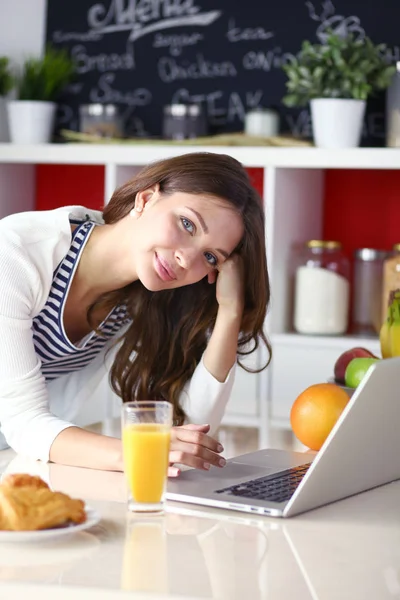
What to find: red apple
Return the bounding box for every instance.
[334,347,376,384]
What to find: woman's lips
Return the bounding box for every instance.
[155,253,176,282]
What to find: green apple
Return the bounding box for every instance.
[344,357,380,388]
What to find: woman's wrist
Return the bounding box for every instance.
[110,437,124,471]
[203,305,242,382]
[50,427,124,471]
[216,303,244,322]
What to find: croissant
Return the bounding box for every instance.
[0,474,86,531]
[1,474,50,490]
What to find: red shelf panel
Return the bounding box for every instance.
[36,164,105,212]
[323,169,400,258]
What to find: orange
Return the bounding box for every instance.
[290,383,350,451]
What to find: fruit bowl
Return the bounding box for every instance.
[327,378,355,397]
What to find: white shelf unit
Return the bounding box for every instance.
[0,144,394,447]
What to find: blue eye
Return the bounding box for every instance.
[181,217,195,234]
[204,251,218,267]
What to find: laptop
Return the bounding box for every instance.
[167,356,400,517]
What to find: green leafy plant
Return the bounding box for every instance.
[0,57,13,96]
[283,32,396,107]
[16,46,75,102]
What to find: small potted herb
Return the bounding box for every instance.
[8,46,75,144]
[282,32,395,148]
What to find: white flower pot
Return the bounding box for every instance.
[310,98,366,149]
[0,96,9,142]
[7,100,56,144]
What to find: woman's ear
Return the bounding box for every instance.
[134,183,160,213]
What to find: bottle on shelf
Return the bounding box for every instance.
[292,240,350,335]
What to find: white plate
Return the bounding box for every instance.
[0,506,101,543]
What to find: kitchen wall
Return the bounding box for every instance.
[0,0,46,63]
[0,0,46,142]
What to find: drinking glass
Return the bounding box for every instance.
[121,401,173,513]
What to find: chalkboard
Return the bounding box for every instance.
[46,0,400,145]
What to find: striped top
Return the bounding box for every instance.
[32,219,129,382]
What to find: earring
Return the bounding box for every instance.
[130,206,142,217]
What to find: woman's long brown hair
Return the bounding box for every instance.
[89,152,271,425]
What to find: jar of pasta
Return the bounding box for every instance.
[381,244,400,324]
[293,240,350,335]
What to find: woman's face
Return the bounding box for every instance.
[129,188,244,291]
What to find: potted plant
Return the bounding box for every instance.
[7,47,75,144]
[0,57,13,142]
[282,32,395,148]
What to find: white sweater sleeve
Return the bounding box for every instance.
[0,233,74,462]
[179,355,236,434]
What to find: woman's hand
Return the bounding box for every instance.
[168,424,226,477]
[208,255,244,315]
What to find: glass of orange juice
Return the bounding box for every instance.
[122,401,173,513]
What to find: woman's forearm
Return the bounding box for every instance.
[49,426,123,471]
[203,307,242,382]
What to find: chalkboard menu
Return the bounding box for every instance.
[46,0,400,145]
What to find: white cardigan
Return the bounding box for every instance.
[0,206,235,462]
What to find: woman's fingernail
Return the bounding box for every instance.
[217,444,224,452]
[219,458,226,467]
[203,463,211,470]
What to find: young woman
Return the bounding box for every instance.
[0,152,271,475]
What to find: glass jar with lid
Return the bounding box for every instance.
[293,240,350,335]
[79,104,123,138]
[352,248,388,335]
[162,103,207,140]
[381,244,400,324]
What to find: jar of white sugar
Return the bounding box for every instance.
[293,240,350,335]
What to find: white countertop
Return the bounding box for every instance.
[0,446,399,600]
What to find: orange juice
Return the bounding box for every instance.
[122,423,171,503]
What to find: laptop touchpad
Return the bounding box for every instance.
[206,462,274,481]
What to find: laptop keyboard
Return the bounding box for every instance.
[215,463,312,504]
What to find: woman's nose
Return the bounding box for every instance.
[175,248,198,270]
